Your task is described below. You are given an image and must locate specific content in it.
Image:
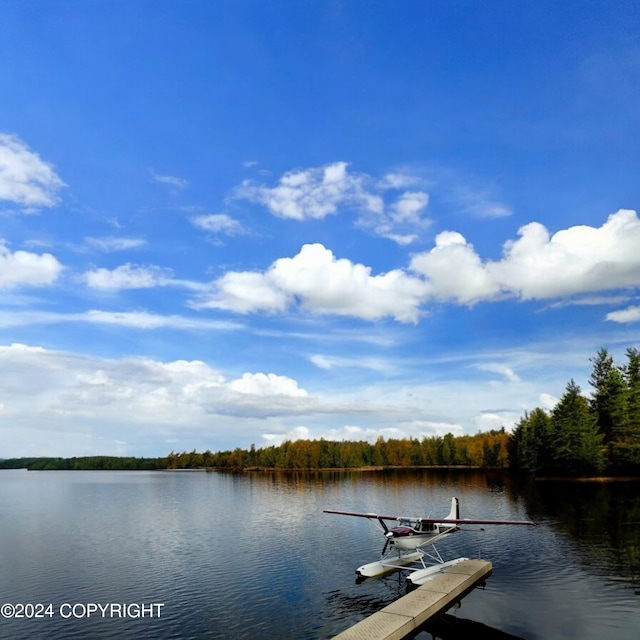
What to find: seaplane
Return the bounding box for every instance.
[324,497,537,586]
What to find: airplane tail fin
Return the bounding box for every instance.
[445,497,459,521]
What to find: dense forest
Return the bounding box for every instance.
[1,346,638,476]
[509,347,640,476]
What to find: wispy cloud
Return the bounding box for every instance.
[151,171,189,190]
[544,294,634,309]
[435,172,512,218]
[85,237,147,252]
[476,362,521,383]
[82,310,240,330]
[0,309,243,331]
[0,133,66,210]
[84,264,172,290]
[309,354,395,373]
[190,213,244,236]
[377,172,425,190]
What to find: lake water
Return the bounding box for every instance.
[0,468,639,640]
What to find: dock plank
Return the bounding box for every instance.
[332,559,492,640]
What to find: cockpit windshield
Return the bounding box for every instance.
[398,518,418,529]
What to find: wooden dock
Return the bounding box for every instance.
[332,559,492,640]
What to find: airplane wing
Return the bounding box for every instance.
[323,509,537,526]
[323,509,399,521]
[418,517,538,526]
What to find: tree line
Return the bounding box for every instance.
[160,429,510,470]
[0,431,510,472]
[509,347,640,476]
[0,456,162,470]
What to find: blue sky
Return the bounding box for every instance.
[1,0,640,457]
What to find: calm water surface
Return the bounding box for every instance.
[0,469,639,639]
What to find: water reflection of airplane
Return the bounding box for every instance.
[324,497,537,586]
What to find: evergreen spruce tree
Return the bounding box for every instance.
[614,347,640,471]
[507,415,527,472]
[508,408,553,474]
[525,407,554,473]
[551,379,603,475]
[606,367,630,442]
[624,348,640,438]
[588,347,617,442]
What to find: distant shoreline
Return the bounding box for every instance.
[2,462,639,481]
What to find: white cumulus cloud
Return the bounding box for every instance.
[198,243,428,322]
[197,209,640,322]
[236,161,430,244]
[236,161,372,220]
[475,411,519,432]
[0,241,63,289]
[390,191,430,224]
[227,372,308,397]
[490,209,640,298]
[411,209,640,304]
[196,270,291,314]
[410,231,500,304]
[606,305,640,324]
[0,343,314,435]
[539,393,559,411]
